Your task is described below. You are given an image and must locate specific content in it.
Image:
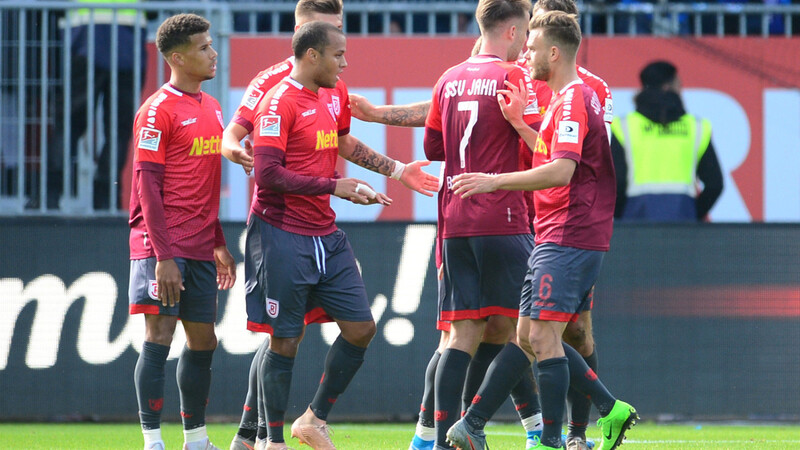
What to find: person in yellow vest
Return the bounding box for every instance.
[611,60,723,222]
[49,0,148,210]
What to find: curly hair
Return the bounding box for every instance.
[156,13,211,56]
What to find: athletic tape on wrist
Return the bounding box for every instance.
[390,161,406,180]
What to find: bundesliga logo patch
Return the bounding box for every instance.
[260,115,281,137]
[244,87,264,110]
[138,128,162,151]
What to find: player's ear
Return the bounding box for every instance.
[306,47,318,63]
[169,51,184,67]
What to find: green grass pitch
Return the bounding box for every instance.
[1,422,799,449]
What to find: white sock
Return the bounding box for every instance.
[142,428,163,449]
[521,413,543,432]
[184,425,209,448]
[416,422,436,441]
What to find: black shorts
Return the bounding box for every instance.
[440,234,534,322]
[128,257,217,323]
[519,243,604,322]
[244,217,373,338]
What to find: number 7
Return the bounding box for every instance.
[457,100,478,169]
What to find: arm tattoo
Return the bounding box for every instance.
[348,139,395,176]
[380,102,431,127]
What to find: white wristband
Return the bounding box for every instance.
[390,160,406,180]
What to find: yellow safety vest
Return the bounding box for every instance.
[611,112,711,198]
[71,0,143,27]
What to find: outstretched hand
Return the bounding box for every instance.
[399,160,439,197]
[349,93,378,123]
[451,172,499,199]
[230,139,254,176]
[335,178,392,206]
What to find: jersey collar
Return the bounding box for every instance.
[558,78,584,95]
[466,54,504,64]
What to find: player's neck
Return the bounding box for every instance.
[478,41,509,62]
[169,74,203,95]
[289,67,320,94]
[547,63,579,94]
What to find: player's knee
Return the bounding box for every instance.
[341,320,376,347]
[145,328,175,346]
[482,316,516,344]
[563,322,594,355]
[186,333,217,352]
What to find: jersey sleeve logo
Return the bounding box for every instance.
[557,120,580,144]
[137,128,162,151]
[259,115,281,137]
[243,87,265,110]
[604,98,614,123]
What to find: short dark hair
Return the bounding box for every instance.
[156,13,210,56]
[640,60,678,89]
[529,10,581,58]
[476,0,533,34]
[534,0,578,16]
[292,21,344,59]
[296,0,343,20]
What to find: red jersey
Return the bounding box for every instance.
[425,55,539,238]
[129,84,225,261]
[532,80,615,251]
[232,57,352,137]
[232,58,351,216]
[251,77,350,236]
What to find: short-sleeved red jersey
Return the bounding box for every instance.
[425,55,539,238]
[251,77,350,236]
[532,80,616,251]
[129,84,224,261]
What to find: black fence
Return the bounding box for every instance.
[0,219,798,422]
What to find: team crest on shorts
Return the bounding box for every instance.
[266,298,280,318]
[148,280,159,300]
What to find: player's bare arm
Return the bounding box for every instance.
[339,134,439,196]
[498,79,539,151]
[214,245,236,290]
[349,93,431,127]
[155,259,184,307]
[221,122,255,175]
[452,158,577,198]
